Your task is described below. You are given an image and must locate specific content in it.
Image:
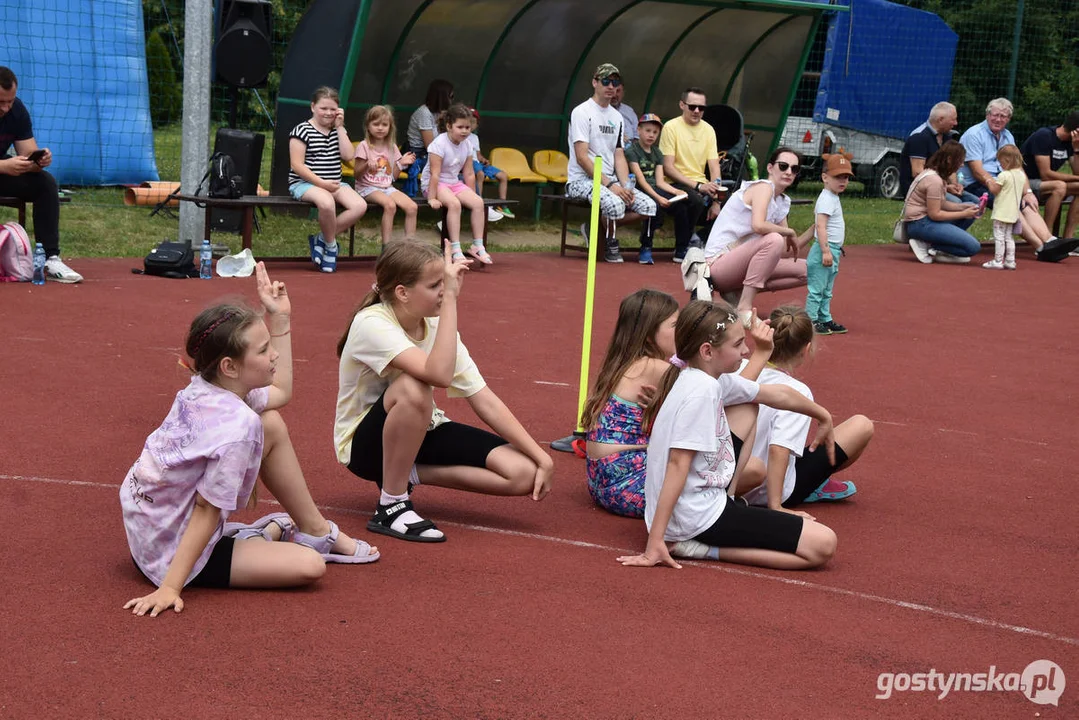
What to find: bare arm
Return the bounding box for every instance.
[966,159,993,187]
[910,157,926,175]
[1035,155,1075,183]
[123,495,218,617]
[254,262,293,410]
[662,154,694,188]
[467,387,554,500]
[653,164,683,197]
[426,153,444,202]
[11,137,48,172]
[927,190,978,222]
[746,184,794,237]
[290,138,335,190]
[618,449,690,569]
[420,128,435,148]
[573,141,596,179]
[766,445,790,510]
[754,384,835,463]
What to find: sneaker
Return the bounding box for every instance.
[672,249,687,263]
[1004,260,1017,270]
[579,222,590,247]
[982,259,1005,270]
[497,205,515,219]
[803,478,857,503]
[638,247,654,265]
[908,239,933,263]
[813,321,833,335]
[309,233,326,267]
[486,207,503,222]
[1035,236,1079,263]
[604,242,623,263]
[320,242,338,273]
[928,249,971,264]
[670,539,719,561]
[45,256,83,283]
[688,233,702,249]
[825,321,848,334]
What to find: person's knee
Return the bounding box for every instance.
[1048,183,1067,200]
[383,202,397,218]
[502,455,537,495]
[741,457,766,487]
[296,546,327,583]
[387,375,434,417]
[444,196,462,212]
[851,414,875,444]
[761,233,785,252]
[801,522,837,567]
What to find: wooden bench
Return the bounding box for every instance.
[0,194,71,226]
[171,193,515,261]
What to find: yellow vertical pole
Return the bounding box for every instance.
[573,157,603,432]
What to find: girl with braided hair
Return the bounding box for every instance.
[120,263,378,619]
[739,305,874,510]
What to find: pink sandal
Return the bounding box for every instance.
[467,243,493,265]
[287,521,380,564]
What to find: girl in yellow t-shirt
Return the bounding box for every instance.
[334,241,554,542]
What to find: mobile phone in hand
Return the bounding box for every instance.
[27,149,46,164]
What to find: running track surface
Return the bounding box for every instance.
[3,246,1076,718]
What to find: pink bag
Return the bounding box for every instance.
[0,222,33,282]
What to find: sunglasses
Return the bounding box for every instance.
[685,103,705,112]
[776,161,800,175]
[598,77,622,87]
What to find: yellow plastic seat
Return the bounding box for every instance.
[490,148,548,183]
[532,149,569,184]
[340,141,360,180]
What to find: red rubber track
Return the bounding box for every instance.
[2,247,1075,718]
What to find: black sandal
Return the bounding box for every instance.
[366,499,446,543]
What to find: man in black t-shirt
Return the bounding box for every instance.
[0,66,81,282]
[1020,111,1079,239]
[899,102,972,201]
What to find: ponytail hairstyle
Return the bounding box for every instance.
[767,305,815,367]
[185,303,261,382]
[336,240,442,358]
[996,143,1023,171]
[364,104,398,146]
[580,289,678,429]
[641,300,739,431]
[437,103,473,133]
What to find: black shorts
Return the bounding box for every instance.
[783,441,850,508]
[693,499,804,555]
[347,391,509,487]
[131,535,234,590]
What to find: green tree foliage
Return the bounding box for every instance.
[146,29,183,127]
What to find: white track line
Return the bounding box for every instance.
[3,472,1076,647]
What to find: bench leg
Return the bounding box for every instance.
[560,200,569,256]
[533,184,546,223]
[203,210,212,246]
[242,209,253,251]
[18,203,26,228]
[349,225,355,257]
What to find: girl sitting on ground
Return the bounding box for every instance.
[354,105,419,249]
[287,86,367,273]
[618,300,838,571]
[422,103,493,265]
[737,305,874,511]
[334,240,553,543]
[121,263,378,618]
[581,289,679,518]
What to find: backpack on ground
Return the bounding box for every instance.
[142,239,198,278]
[198,152,243,199]
[0,222,33,282]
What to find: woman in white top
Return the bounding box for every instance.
[704,147,812,323]
[334,241,553,543]
[404,79,455,196]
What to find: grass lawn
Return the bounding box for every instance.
[0,126,991,258]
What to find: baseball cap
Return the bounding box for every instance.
[824,154,854,177]
[594,63,621,80]
[638,113,662,127]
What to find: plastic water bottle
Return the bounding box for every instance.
[977,192,989,216]
[199,240,213,279]
[32,243,46,285]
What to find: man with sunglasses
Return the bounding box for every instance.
[566,63,656,263]
[659,87,722,262]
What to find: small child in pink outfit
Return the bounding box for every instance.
[120,263,379,618]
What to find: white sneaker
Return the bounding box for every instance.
[908,239,933,263]
[45,256,83,283]
[486,207,503,222]
[435,220,442,232]
[1004,260,1017,270]
[928,249,971,264]
[982,259,1005,270]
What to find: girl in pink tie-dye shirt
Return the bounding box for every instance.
[121,263,379,618]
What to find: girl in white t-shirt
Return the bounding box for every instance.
[618,300,839,571]
[335,240,553,542]
[354,105,418,248]
[738,306,874,510]
[121,264,378,618]
[421,104,493,265]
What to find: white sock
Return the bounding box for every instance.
[670,539,720,561]
[378,488,443,540]
[450,241,462,255]
[472,239,485,247]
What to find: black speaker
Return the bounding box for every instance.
[215,0,273,88]
[210,127,265,233]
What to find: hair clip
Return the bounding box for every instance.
[371,282,380,293]
[669,355,687,369]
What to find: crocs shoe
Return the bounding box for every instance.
[803,478,857,503]
[320,241,339,273]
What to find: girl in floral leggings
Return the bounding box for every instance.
[581,289,678,517]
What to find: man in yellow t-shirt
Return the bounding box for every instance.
[659,87,723,261]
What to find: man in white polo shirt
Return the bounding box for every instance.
[566,63,656,263]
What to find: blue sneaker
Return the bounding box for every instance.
[638,247,654,264]
[309,233,326,267]
[320,241,338,273]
